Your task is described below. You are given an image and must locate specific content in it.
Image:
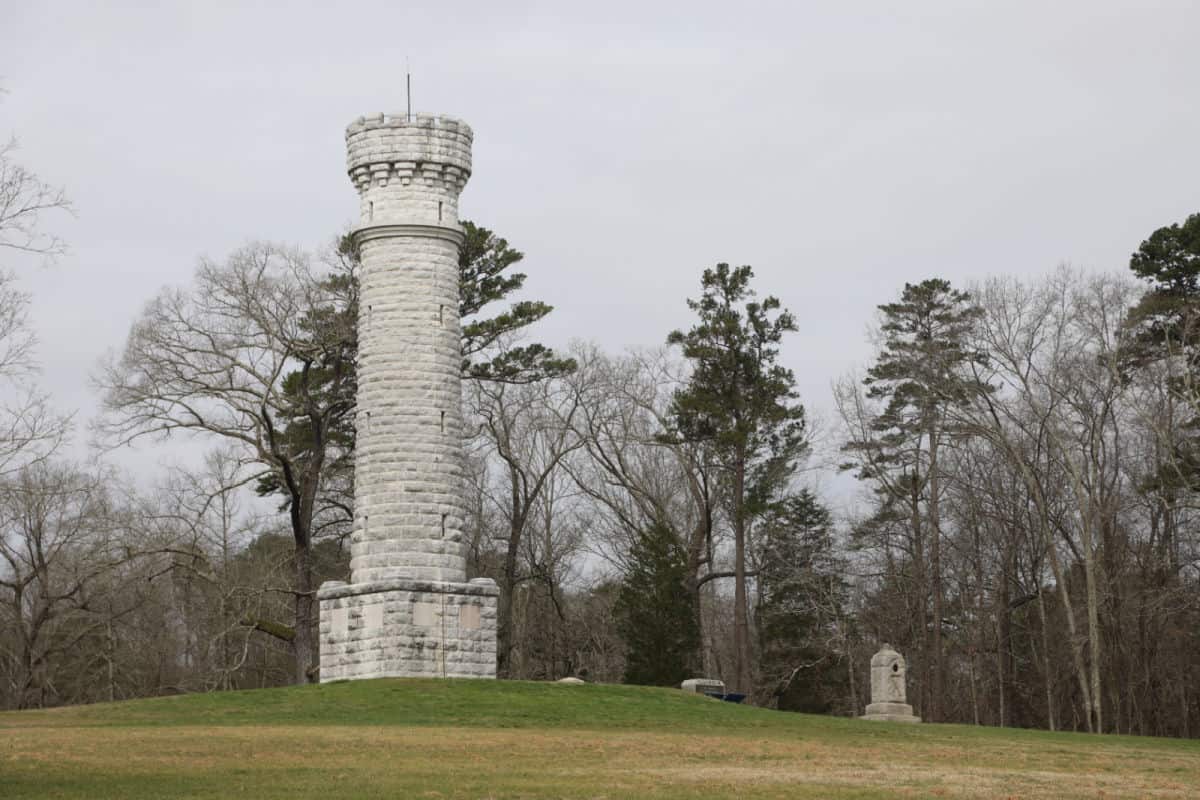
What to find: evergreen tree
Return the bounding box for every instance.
[1124,212,1200,563]
[1126,214,1200,468]
[848,278,988,721]
[254,238,358,538]
[1125,213,1200,390]
[615,522,701,687]
[755,491,849,713]
[458,221,576,383]
[665,263,807,694]
[1129,212,1200,297]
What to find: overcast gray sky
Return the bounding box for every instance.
[2,0,1199,489]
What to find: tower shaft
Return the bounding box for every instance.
[317,112,497,682]
[346,114,472,584]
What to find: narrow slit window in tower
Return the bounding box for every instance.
[438,304,444,326]
[441,514,447,537]
[438,201,443,221]
[369,201,374,221]
[440,411,446,433]
[365,410,371,433]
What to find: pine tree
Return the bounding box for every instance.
[756,491,849,713]
[1126,214,1200,458]
[851,278,989,721]
[458,221,576,383]
[665,263,807,694]
[1125,212,1200,564]
[1129,212,1200,297]
[615,522,701,687]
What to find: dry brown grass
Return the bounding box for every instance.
[4,723,1198,799]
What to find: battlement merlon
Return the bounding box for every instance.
[346,112,473,196]
[347,112,474,138]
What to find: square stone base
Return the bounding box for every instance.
[318,577,498,682]
[861,701,921,723]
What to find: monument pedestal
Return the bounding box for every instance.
[318,577,498,681]
[861,701,921,723]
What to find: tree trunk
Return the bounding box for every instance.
[927,423,943,723]
[682,569,703,675]
[908,465,929,719]
[1045,534,1093,732]
[277,411,326,685]
[684,508,710,675]
[996,547,1015,728]
[1056,433,1109,734]
[847,645,859,714]
[17,633,34,710]
[732,451,750,695]
[292,539,316,684]
[497,476,524,678]
[106,616,116,703]
[1081,517,1104,733]
[1007,453,1090,732]
[1035,589,1057,731]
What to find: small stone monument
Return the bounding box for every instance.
[861,643,921,723]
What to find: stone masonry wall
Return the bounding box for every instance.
[319,578,498,680]
[347,114,471,585]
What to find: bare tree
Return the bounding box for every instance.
[958,269,1145,732]
[468,365,585,676]
[0,462,141,708]
[0,112,72,477]
[0,273,68,477]
[562,345,723,675]
[0,133,72,260]
[95,243,356,683]
[144,449,282,691]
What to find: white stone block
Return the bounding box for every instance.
[459,604,480,630]
[364,603,384,632]
[413,602,437,627]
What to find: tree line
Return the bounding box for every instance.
[0,123,1197,737]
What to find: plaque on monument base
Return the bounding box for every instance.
[317,577,499,682]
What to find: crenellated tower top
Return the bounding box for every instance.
[345,113,470,215]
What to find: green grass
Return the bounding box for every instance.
[2,679,1198,798]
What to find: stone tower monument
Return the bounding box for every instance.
[861,644,921,722]
[317,112,499,681]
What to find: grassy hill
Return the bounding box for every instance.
[2,679,1197,798]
